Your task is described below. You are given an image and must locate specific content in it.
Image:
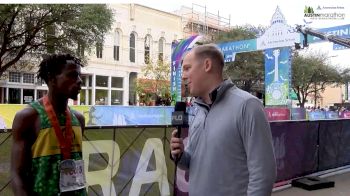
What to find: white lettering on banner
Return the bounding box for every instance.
[83,140,120,196]
[221,44,251,52]
[235,43,250,50]
[129,138,170,195]
[83,139,170,195]
[272,112,287,117]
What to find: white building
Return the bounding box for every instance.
[0,4,183,105]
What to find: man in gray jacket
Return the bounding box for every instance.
[170,44,276,195]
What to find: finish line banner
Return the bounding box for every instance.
[264,47,291,106]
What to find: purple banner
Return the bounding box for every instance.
[291,108,306,120]
[271,121,318,182]
[318,120,350,170]
[340,111,350,118]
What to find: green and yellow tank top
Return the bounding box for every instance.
[29,101,86,196]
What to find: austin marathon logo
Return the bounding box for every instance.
[304,5,345,20]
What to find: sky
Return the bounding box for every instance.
[137,0,350,69]
[7,0,350,68]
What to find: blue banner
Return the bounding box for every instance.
[291,108,306,120]
[88,106,173,126]
[326,111,339,119]
[308,111,326,120]
[333,43,349,50]
[217,39,257,62]
[264,47,291,106]
[304,24,350,44]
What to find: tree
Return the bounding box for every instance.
[0,4,113,77]
[291,51,342,108]
[340,68,350,83]
[212,25,265,93]
[135,59,171,106]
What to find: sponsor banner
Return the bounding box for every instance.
[291,108,306,120]
[82,127,176,195]
[88,106,173,126]
[264,47,291,106]
[304,5,346,21]
[340,111,350,118]
[3,119,350,195]
[217,39,257,62]
[308,111,326,120]
[325,111,339,119]
[305,24,350,44]
[265,108,290,121]
[0,104,90,129]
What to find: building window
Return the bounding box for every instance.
[114,31,120,61]
[96,42,103,58]
[111,90,123,105]
[130,33,136,63]
[23,73,34,84]
[158,38,165,62]
[80,89,86,105]
[96,75,108,87]
[111,77,123,88]
[9,72,21,83]
[96,89,108,105]
[23,89,34,103]
[36,77,45,85]
[144,35,151,64]
[80,75,87,87]
[88,75,93,87]
[88,89,93,105]
[9,88,20,104]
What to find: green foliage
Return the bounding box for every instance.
[0,4,114,76]
[292,51,342,107]
[135,60,171,106]
[213,26,265,93]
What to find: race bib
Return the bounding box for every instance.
[59,159,86,192]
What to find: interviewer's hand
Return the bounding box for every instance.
[170,129,184,160]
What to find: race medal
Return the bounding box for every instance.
[42,96,86,192]
[59,159,86,192]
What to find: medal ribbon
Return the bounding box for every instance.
[43,95,73,160]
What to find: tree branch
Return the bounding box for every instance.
[0,8,20,61]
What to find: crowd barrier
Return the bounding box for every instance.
[1,119,350,195]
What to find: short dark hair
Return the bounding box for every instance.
[37,54,84,84]
[193,44,224,68]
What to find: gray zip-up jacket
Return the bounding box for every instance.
[178,79,276,196]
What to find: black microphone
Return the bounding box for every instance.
[171,101,189,162]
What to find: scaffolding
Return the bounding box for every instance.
[175,3,231,40]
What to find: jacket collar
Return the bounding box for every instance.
[195,79,235,109]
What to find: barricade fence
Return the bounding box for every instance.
[1,120,350,195]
